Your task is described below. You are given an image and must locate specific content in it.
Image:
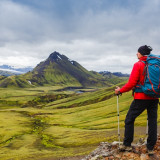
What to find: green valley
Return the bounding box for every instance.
[0,84,159,160]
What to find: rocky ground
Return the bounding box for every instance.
[82,136,160,160]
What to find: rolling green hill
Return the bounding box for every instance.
[0,52,127,88]
[0,84,159,159]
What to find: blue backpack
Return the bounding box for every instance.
[135,54,160,98]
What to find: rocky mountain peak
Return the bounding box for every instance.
[48,51,62,61]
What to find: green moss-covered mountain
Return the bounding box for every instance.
[0,51,126,88]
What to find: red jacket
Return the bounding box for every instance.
[120,56,156,99]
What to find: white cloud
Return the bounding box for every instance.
[0,0,160,73]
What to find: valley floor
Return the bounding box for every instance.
[0,86,159,160]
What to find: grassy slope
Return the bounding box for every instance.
[0,85,159,160]
[25,62,82,87]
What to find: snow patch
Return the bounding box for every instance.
[28,81,32,85]
[57,55,62,60]
[68,58,74,65]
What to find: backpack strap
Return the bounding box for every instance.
[134,60,148,93]
[134,84,143,93]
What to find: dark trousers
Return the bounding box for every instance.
[124,99,159,150]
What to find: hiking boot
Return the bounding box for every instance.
[147,149,155,155]
[119,144,132,151]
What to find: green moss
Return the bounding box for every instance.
[23,93,72,108]
[41,134,62,148]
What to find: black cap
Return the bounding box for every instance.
[138,45,152,55]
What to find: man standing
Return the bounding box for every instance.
[115,45,159,155]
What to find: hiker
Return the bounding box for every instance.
[115,45,159,155]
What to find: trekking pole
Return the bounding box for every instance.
[117,95,121,145]
[144,115,148,144]
[146,116,148,136]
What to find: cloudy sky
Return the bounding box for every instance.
[0,0,160,73]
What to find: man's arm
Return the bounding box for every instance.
[115,62,140,95]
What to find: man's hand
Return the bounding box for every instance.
[115,86,122,95]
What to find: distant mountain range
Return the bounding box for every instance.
[0,51,128,88]
[0,70,19,77]
[0,65,33,76]
[99,71,129,78]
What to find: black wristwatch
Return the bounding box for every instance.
[117,91,122,96]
